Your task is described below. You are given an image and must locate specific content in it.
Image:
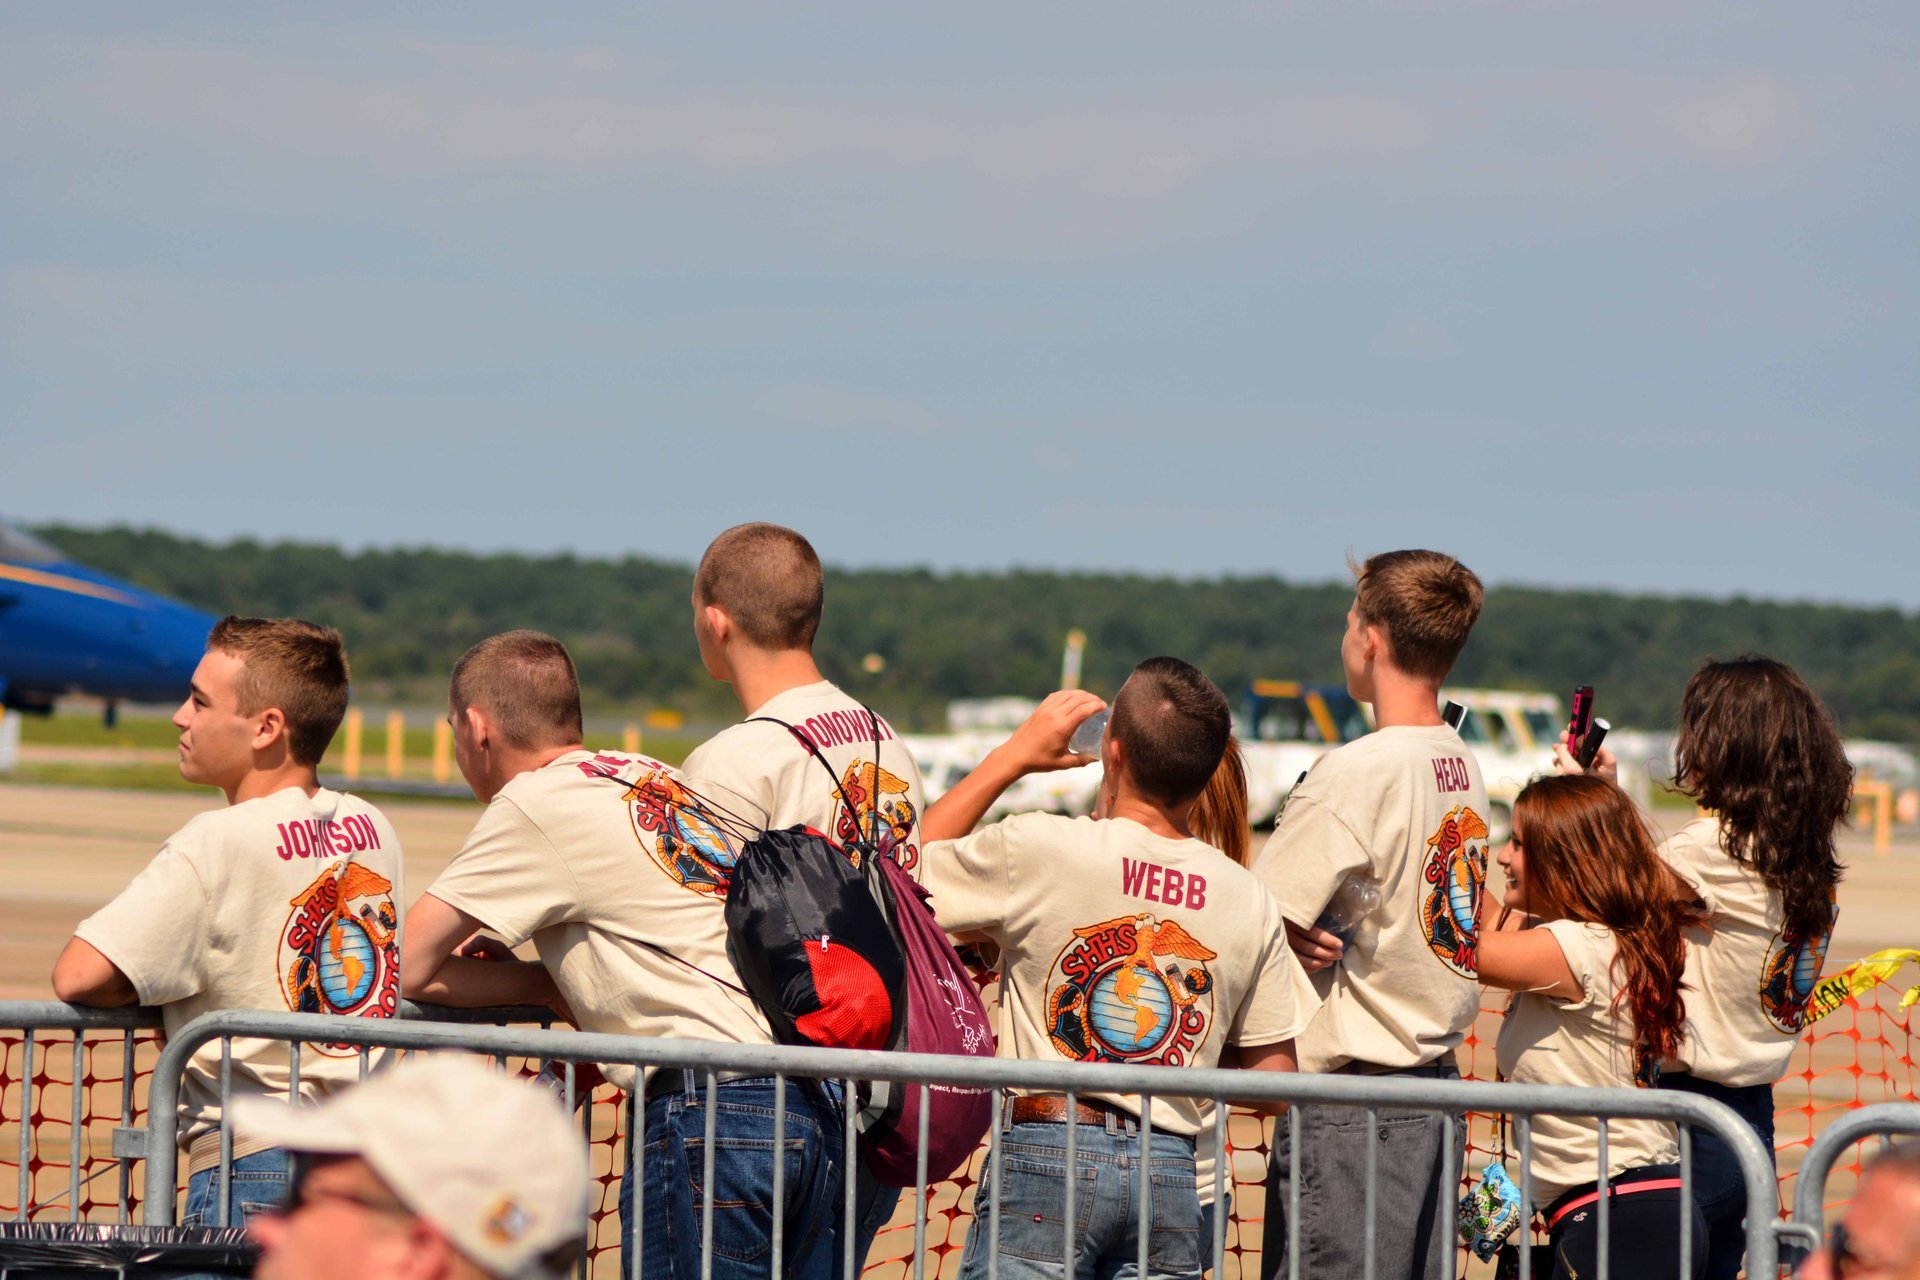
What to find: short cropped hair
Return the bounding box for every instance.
[694,523,824,651]
[1109,657,1232,808]
[207,616,350,767]
[449,631,583,751]
[1349,549,1484,682]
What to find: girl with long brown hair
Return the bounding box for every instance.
[1480,773,1708,1279]
[1565,655,1852,1279]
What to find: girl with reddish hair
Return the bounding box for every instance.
[1480,773,1708,1279]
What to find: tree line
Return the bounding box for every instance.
[35,524,1920,742]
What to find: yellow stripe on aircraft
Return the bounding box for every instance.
[0,562,143,606]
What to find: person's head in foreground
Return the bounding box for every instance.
[238,1055,590,1280]
[175,616,350,801]
[1341,549,1483,700]
[1101,656,1232,819]
[1798,1140,1920,1280]
[1500,773,1699,1063]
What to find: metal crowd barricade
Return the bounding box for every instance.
[0,1001,162,1226]
[137,1009,1782,1280]
[1787,1100,1920,1258]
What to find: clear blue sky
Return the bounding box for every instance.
[4,4,1915,606]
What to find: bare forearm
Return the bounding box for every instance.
[406,955,556,1009]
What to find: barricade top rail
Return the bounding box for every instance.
[0,1003,163,1033]
[132,1006,1783,1279]
[1790,1100,1920,1232]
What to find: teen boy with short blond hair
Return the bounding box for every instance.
[1253,550,1490,1280]
[54,617,404,1230]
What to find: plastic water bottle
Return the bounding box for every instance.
[1313,872,1382,947]
[1069,709,1109,759]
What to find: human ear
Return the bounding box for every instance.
[253,707,289,754]
[702,603,733,647]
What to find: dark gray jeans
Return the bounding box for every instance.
[1260,1060,1463,1280]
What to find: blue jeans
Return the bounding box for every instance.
[1658,1073,1777,1280]
[619,1076,847,1280]
[959,1118,1202,1280]
[181,1146,292,1229]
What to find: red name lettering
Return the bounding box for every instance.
[1119,857,1209,909]
[1432,757,1471,794]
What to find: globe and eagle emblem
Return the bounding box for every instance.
[1046,914,1217,1066]
[1419,805,1490,979]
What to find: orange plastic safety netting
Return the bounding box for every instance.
[3,991,1913,1278]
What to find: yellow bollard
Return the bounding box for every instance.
[1856,778,1894,856]
[387,710,405,779]
[433,719,452,785]
[343,709,363,780]
[623,723,642,755]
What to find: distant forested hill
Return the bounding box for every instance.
[33,524,1920,741]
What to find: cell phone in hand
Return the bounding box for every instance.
[1567,686,1594,756]
[1577,718,1610,769]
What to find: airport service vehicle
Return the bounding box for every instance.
[1238,680,1372,826]
[0,519,215,723]
[1439,688,1564,844]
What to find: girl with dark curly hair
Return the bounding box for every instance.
[1563,655,1852,1280]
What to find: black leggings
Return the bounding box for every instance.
[1545,1164,1708,1280]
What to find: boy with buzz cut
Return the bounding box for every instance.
[1253,550,1489,1280]
[919,659,1318,1280]
[52,617,404,1230]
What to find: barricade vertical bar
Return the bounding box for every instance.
[119,1030,135,1222]
[1517,1114,1533,1278]
[1137,1095,1153,1280]
[842,1077,857,1280]
[288,1039,300,1102]
[563,1060,576,1114]
[987,1089,1004,1280]
[1678,1122,1692,1278]
[1287,1105,1301,1280]
[1063,1090,1077,1276]
[20,1028,33,1221]
[626,1075,643,1280]
[217,1037,234,1228]
[571,1062,588,1280]
[1437,1109,1457,1275]
[1211,1103,1228,1278]
[358,1044,370,1082]
[771,1074,785,1280]
[700,1069,717,1280]
[1363,1106,1378,1280]
[914,1083,931,1280]
[1595,1121,1610,1279]
[68,1034,84,1221]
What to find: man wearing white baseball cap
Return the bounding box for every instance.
[235,1055,590,1280]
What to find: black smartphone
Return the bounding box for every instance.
[1567,686,1594,757]
[1577,718,1610,769]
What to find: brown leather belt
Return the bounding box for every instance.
[1009,1095,1137,1128]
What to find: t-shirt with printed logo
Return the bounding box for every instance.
[1659,815,1837,1087]
[922,813,1319,1136]
[1494,919,1677,1205]
[1251,725,1491,1074]
[678,681,927,878]
[75,787,405,1172]
[425,750,774,1091]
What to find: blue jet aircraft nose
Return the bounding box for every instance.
[142,600,218,684]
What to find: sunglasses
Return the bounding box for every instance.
[275,1154,414,1221]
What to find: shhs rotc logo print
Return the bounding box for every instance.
[831,761,921,872]
[1420,805,1490,978]
[279,863,400,1054]
[1759,910,1837,1034]
[1045,915,1217,1067]
[626,770,742,898]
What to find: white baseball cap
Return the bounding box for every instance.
[233,1055,591,1280]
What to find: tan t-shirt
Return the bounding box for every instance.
[1494,920,1677,1205]
[425,750,771,1091]
[922,813,1318,1135]
[75,787,405,1171]
[680,681,927,878]
[1660,816,1836,1087]
[1252,725,1491,1073]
